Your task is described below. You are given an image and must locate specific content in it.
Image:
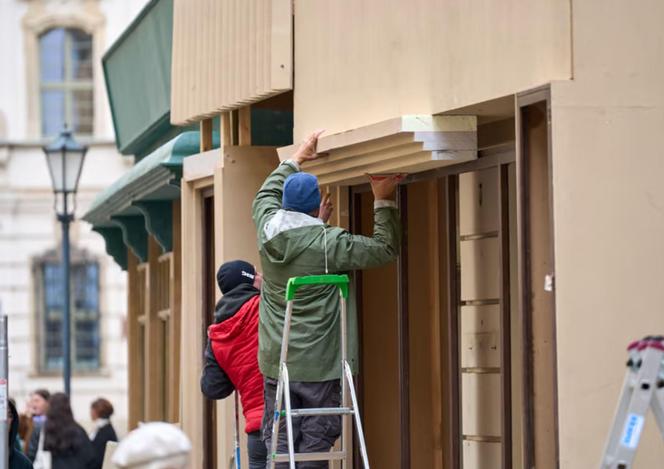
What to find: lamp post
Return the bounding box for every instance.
[42,129,87,397]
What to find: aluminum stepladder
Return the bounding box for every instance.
[600,336,664,468]
[269,274,370,468]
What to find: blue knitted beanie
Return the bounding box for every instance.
[282,172,321,214]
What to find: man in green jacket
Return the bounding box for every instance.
[253,130,402,467]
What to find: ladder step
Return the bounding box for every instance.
[273,451,346,462]
[281,407,354,417]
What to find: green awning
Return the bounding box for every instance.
[83,131,217,269]
[103,0,182,159]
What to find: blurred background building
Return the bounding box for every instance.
[0,0,149,434]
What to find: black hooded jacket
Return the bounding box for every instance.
[200,283,259,399]
[9,401,33,469]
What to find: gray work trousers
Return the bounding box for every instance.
[248,430,268,469]
[262,378,342,468]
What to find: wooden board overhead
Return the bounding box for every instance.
[292,0,571,142]
[170,0,293,125]
[277,115,478,185]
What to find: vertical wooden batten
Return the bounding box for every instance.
[445,175,462,469]
[397,185,410,469]
[498,164,513,468]
[145,236,166,420]
[169,200,182,422]
[127,251,144,429]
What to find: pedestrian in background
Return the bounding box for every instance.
[8,400,32,469]
[26,389,50,461]
[89,398,118,469]
[35,393,95,469]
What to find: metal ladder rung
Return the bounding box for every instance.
[282,407,354,417]
[273,451,346,463]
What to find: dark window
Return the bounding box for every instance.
[39,28,93,137]
[39,259,100,372]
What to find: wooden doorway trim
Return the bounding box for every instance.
[515,85,559,469]
[180,118,219,469]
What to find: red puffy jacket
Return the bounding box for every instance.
[208,295,263,433]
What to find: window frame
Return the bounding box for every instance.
[32,249,103,376]
[22,5,105,140]
[38,27,95,137]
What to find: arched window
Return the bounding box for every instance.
[34,249,101,373]
[39,28,93,137]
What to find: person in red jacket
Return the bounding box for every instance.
[201,260,265,468]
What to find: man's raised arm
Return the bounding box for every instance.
[252,130,325,232]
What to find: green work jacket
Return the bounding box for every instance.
[252,161,400,381]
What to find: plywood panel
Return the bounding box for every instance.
[549,2,664,467]
[171,0,293,125]
[461,306,500,369]
[460,238,499,301]
[462,440,502,469]
[459,167,499,236]
[407,180,442,469]
[213,146,279,468]
[216,146,280,265]
[358,191,400,469]
[293,0,571,141]
[462,373,502,438]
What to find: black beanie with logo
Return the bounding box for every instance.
[216,260,256,294]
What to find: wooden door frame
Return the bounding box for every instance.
[180,135,218,469]
[515,85,560,469]
[348,143,516,469]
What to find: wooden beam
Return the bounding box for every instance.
[238,106,251,145]
[219,112,232,147]
[127,251,143,429]
[144,236,165,421]
[397,185,410,469]
[169,200,182,423]
[445,175,461,469]
[179,179,207,468]
[200,118,214,152]
[498,164,513,469]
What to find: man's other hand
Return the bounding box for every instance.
[368,174,405,201]
[319,193,334,223]
[293,129,325,165]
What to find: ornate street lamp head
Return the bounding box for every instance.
[43,127,88,217]
[43,127,88,194]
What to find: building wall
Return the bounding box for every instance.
[292,0,571,141]
[551,0,664,467]
[0,0,148,434]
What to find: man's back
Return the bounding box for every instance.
[253,159,400,382]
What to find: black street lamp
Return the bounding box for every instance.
[42,129,87,397]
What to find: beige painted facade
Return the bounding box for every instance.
[291,0,571,141]
[549,0,664,467]
[162,0,664,468]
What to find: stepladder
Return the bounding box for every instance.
[601,336,664,468]
[269,274,370,469]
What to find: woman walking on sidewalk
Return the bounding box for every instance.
[38,393,95,469]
